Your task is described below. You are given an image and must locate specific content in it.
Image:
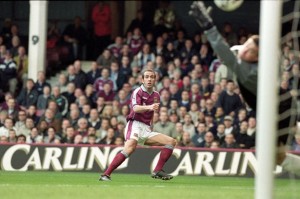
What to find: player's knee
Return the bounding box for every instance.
[170,138,177,147]
[124,146,136,155]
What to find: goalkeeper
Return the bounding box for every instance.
[189,1,300,175]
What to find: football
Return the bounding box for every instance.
[214,0,244,12]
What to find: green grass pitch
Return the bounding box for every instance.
[0,171,299,199]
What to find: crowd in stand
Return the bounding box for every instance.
[0,1,299,151]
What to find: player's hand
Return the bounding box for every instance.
[189,1,214,30]
[150,103,160,112]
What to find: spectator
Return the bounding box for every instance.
[93,68,114,94]
[95,96,105,115]
[214,123,226,146]
[247,117,256,140]
[235,121,254,149]
[73,60,88,90]
[36,85,51,114]
[169,83,181,102]
[87,134,97,145]
[210,140,220,149]
[27,105,40,126]
[214,107,225,125]
[97,117,110,140]
[99,127,115,145]
[88,108,101,129]
[190,83,202,103]
[216,80,243,116]
[14,110,26,133]
[0,44,7,63]
[8,128,17,143]
[182,113,196,137]
[62,82,76,106]
[107,36,123,59]
[127,9,149,36]
[0,118,15,138]
[47,20,61,49]
[128,27,145,56]
[96,49,116,69]
[86,61,101,85]
[109,61,124,92]
[200,131,215,148]
[221,22,238,47]
[35,71,51,96]
[179,39,196,68]
[0,50,18,95]
[58,118,71,138]
[44,127,60,144]
[92,1,112,59]
[17,79,38,110]
[26,127,43,144]
[66,65,76,84]
[118,57,132,88]
[49,86,68,117]
[214,63,235,84]
[38,108,62,134]
[10,35,21,58]
[75,117,89,143]
[73,134,84,144]
[178,90,191,111]
[136,43,155,69]
[153,111,175,137]
[118,44,133,63]
[56,74,68,93]
[234,108,248,129]
[47,99,63,120]
[84,85,96,107]
[114,136,124,146]
[153,1,176,33]
[178,131,195,147]
[221,133,238,149]
[164,42,178,64]
[203,99,216,117]
[17,134,26,144]
[62,16,87,60]
[3,98,19,120]
[1,18,12,45]
[192,122,206,147]
[13,46,28,87]
[61,126,75,144]
[199,43,214,69]
[199,77,214,99]
[223,115,238,135]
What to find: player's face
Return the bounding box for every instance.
[238,38,258,63]
[142,71,156,90]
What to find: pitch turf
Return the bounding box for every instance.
[0,171,299,199]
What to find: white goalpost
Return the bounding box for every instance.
[255,1,283,199]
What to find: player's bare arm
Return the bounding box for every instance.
[133,103,160,113]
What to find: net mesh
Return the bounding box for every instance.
[277,0,300,198]
[279,0,300,148]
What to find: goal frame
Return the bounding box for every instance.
[255,1,283,199]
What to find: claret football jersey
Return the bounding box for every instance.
[126,84,160,125]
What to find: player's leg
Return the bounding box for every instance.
[277,134,300,176]
[145,133,177,180]
[100,139,137,180]
[100,121,138,181]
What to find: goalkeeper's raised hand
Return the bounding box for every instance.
[189,1,214,30]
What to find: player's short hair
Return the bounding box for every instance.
[142,69,156,79]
